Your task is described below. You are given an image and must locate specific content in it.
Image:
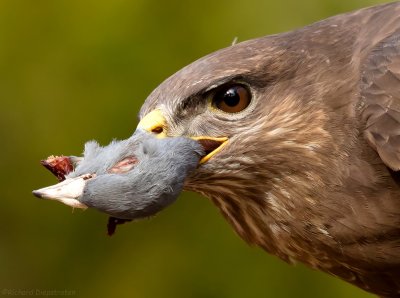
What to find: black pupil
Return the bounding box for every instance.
[223,88,240,107]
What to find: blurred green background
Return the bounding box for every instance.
[0,0,388,297]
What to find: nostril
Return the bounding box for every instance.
[151,126,164,134]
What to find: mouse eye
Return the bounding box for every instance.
[211,85,251,113]
[109,156,138,174]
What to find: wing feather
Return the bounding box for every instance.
[361,30,400,170]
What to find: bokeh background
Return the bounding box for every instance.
[0,0,389,297]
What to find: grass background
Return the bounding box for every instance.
[0,0,388,297]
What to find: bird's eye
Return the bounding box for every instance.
[212,85,251,113]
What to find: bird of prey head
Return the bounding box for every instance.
[33,2,400,296]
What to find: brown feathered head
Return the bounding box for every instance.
[138,26,340,255]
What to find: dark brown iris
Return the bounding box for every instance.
[212,85,251,113]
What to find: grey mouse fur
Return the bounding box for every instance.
[68,132,204,219]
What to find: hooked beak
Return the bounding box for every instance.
[138,109,229,163]
[32,174,95,209]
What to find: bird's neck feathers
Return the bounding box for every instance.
[196,170,338,266]
[188,94,346,265]
[188,105,398,292]
[186,83,397,292]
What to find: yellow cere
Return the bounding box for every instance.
[137,109,167,138]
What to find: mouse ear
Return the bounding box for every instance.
[108,156,139,174]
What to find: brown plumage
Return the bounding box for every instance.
[137,2,400,296]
